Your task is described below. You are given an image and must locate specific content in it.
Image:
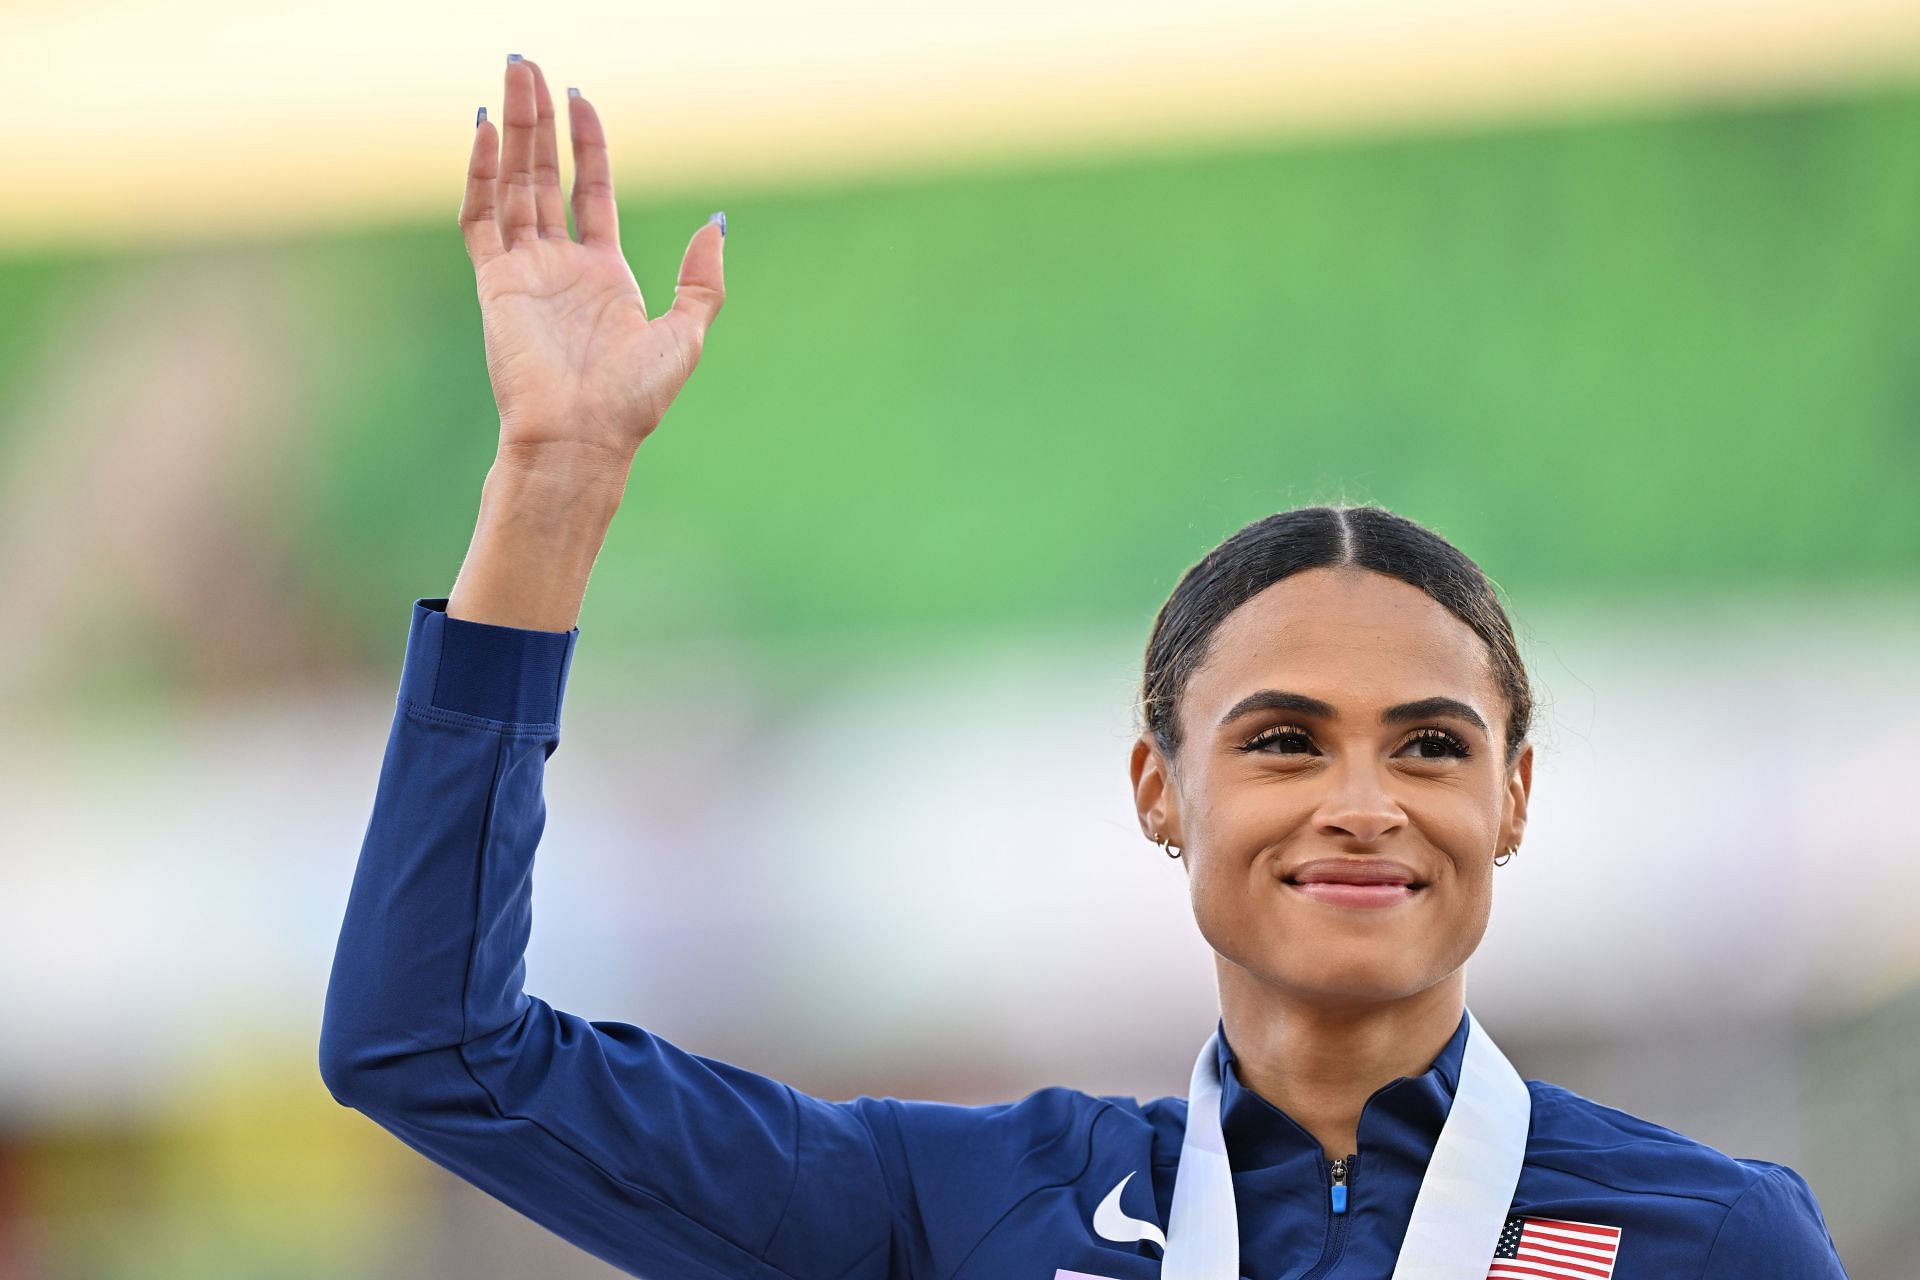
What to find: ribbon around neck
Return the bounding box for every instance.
[1159,1007,1531,1280]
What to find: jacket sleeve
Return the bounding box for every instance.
[1699,1162,1850,1279]
[317,598,899,1280]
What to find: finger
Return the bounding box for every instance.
[460,109,505,266]
[665,216,727,353]
[496,56,539,247]
[519,58,569,240]
[566,89,622,250]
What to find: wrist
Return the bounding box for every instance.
[491,438,633,503]
[483,454,625,529]
[445,458,625,634]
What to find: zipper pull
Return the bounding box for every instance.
[1329,1155,1351,1215]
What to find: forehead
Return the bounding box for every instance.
[1183,567,1500,731]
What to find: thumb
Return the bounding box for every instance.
[666,213,726,347]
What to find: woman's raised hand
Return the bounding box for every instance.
[460,56,725,486]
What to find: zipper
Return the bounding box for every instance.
[1298,1153,1358,1280]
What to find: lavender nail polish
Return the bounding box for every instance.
[507,53,522,63]
[475,106,487,127]
[708,210,727,237]
[567,87,580,100]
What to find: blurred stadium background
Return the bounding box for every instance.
[3,0,1919,1275]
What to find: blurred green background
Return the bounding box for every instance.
[4,7,1918,1278]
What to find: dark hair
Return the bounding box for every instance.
[1139,505,1533,763]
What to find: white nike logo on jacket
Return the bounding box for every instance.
[1093,1171,1166,1252]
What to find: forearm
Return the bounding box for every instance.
[319,587,580,1099]
[447,448,629,633]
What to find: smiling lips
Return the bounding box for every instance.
[1283,858,1425,909]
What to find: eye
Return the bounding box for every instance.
[1240,724,1320,756]
[1395,728,1471,760]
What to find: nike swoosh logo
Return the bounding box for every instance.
[1092,1171,1166,1252]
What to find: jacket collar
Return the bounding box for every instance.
[1213,1007,1470,1174]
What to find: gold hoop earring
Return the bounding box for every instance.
[1151,830,1183,860]
[1494,845,1517,866]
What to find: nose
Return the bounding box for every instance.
[1311,756,1407,845]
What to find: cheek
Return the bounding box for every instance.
[1445,871,1497,972]
[1184,853,1236,933]
[1173,774,1272,915]
[1428,831,1498,965]
[1413,776,1508,867]
[1184,849,1270,961]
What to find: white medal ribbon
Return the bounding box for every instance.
[1160,1007,1530,1280]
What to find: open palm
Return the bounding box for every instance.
[459,56,725,478]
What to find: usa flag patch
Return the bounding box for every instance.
[1487,1215,1622,1279]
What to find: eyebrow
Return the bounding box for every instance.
[1217,689,1490,736]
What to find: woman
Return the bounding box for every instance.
[319,55,1850,1279]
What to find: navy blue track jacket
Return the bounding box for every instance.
[319,598,1851,1280]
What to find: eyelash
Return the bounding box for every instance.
[1238,724,1472,760]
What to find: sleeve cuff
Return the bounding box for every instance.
[397,597,580,726]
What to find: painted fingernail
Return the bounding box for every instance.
[475,106,487,127]
[709,210,727,237]
[567,87,581,100]
[507,53,522,63]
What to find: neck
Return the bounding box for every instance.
[1215,965,1466,1161]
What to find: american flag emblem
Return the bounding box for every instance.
[1486,1215,1623,1279]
